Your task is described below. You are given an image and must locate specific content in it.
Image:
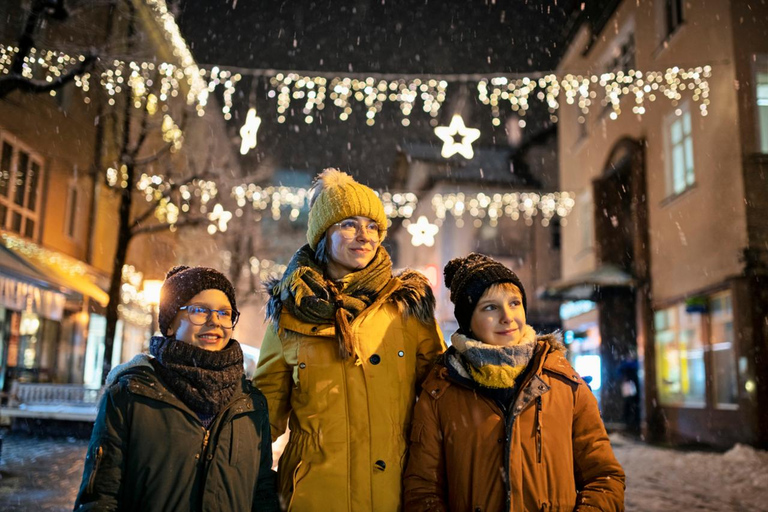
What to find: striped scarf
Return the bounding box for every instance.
[450,325,537,389]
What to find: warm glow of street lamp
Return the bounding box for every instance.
[142,280,164,306]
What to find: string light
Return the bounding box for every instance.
[230,184,574,225]
[434,114,481,159]
[478,66,712,124]
[269,73,448,126]
[207,204,233,234]
[249,257,288,282]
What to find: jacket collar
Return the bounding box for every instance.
[110,355,259,422]
[423,333,572,399]
[278,277,401,336]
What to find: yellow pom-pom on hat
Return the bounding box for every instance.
[307,168,387,250]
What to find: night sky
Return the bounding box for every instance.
[175,0,581,187]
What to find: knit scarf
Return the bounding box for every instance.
[450,325,537,389]
[273,244,393,359]
[149,336,244,416]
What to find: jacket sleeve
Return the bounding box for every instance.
[571,381,626,511]
[253,324,293,441]
[74,386,128,511]
[253,395,280,512]
[402,390,448,512]
[412,317,446,393]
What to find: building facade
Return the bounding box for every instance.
[548,0,768,447]
[0,0,240,391]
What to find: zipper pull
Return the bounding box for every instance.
[202,429,210,452]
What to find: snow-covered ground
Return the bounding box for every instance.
[611,434,768,511]
[0,432,767,510]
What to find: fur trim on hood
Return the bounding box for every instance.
[265,268,436,328]
[106,353,154,387]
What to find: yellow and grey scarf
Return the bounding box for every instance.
[449,325,537,389]
[267,244,393,359]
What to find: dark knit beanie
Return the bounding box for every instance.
[158,266,238,336]
[444,253,527,335]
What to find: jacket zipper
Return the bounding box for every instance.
[201,428,211,455]
[536,396,543,464]
[85,445,103,495]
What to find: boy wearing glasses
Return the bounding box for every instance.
[75,266,279,511]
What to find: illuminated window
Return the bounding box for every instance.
[664,105,695,197]
[655,290,740,410]
[0,135,44,239]
[710,291,738,408]
[757,57,768,153]
[654,304,706,407]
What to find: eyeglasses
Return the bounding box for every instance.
[333,218,380,241]
[179,305,239,328]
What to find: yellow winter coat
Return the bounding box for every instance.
[254,271,446,511]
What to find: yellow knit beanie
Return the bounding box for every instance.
[307,168,387,250]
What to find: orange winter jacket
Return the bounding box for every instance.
[403,335,625,512]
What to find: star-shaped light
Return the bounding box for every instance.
[407,216,439,247]
[207,204,233,234]
[239,107,262,155]
[434,114,481,159]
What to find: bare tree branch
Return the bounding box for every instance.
[0,54,97,99]
[130,173,205,229]
[131,216,208,237]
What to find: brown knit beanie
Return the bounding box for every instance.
[158,266,238,336]
[444,253,527,335]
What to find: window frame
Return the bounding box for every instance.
[0,132,45,240]
[654,289,740,411]
[662,102,696,199]
[753,54,768,154]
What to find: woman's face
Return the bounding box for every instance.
[325,216,380,279]
[168,289,235,351]
[469,283,527,346]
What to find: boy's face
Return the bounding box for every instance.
[168,289,234,351]
[470,283,526,346]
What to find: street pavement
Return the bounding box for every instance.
[0,431,767,511]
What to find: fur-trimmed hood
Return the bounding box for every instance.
[265,268,436,328]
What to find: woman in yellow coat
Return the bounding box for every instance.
[254,168,446,511]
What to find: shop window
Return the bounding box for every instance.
[654,304,706,407]
[756,56,768,154]
[664,104,695,197]
[0,135,44,240]
[655,290,740,410]
[83,314,106,388]
[710,291,738,408]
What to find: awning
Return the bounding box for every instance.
[0,246,70,319]
[0,233,109,307]
[537,264,635,301]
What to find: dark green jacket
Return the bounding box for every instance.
[74,355,279,512]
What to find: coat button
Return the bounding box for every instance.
[374,460,386,471]
[398,350,405,357]
[299,362,306,369]
[206,454,213,461]
[369,354,381,365]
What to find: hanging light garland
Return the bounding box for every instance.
[0,41,711,128]
[268,73,448,126]
[229,184,574,226]
[478,66,712,124]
